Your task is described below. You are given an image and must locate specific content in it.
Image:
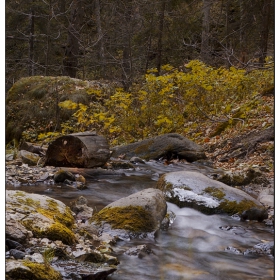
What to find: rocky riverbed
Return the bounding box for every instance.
[5,130,274,280]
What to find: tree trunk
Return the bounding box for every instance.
[63,0,84,78]
[156,0,166,74]
[28,6,35,76]
[95,0,105,76]
[201,0,212,64]
[121,4,133,90]
[45,132,110,168]
[258,0,272,66]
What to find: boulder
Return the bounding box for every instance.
[6,76,120,143]
[45,131,110,168]
[91,188,167,236]
[6,259,62,280]
[111,133,206,162]
[156,171,263,215]
[6,190,76,245]
[18,150,41,166]
[53,170,76,183]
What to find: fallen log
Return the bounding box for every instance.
[45,132,110,168]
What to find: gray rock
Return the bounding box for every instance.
[240,207,268,222]
[111,133,206,162]
[92,188,167,235]
[54,170,76,182]
[156,171,263,215]
[10,249,25,259]
[6,190,76,245]
[17,150,41,166]
[6,220,29,243]
[258,194,274,207]
[6,239,23,250]
[125,245,152,258]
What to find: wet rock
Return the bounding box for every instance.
[240,207,268,222]
[91,188,167,237]
[130,157,146,164]
[225,246,242,255]
[111,133,206,162]
[156,171,263,215]
[70,196,93,221]
[125,245,153,258]
[53,170,76,183]
[243,241,274,256]
[160,210,176,231]
[9,249,26,259]
[6,239,23,250]
[75,174,86,184]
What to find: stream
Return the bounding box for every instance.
[6,160,274,280]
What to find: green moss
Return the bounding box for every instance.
[16,197,41,208]
[14,191,26,197]
[45,222,76,245]
[218,199,259,215]
[156,176,191,193]
[22,219,76,245]
[21,198,76,245]
[92,206,156,232]
[6,260,62,280]
[23,261,62,280]
[204,187,225,200]
[36,199,74,228]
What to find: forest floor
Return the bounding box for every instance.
[188,93,274,184]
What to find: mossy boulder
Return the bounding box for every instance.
[6,260,62,280]
[156,171,263,215]
[6,76,119,143]
[111,133,206,162]
[91,188,167,235]
[6,190,76,245]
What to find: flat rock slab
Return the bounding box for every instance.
[111,133,206,162]
[156,171,263,215]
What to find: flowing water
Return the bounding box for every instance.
[6,160,274,280]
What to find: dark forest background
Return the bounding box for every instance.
[6,0,274,91]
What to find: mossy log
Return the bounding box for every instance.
[45,132,110,168]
